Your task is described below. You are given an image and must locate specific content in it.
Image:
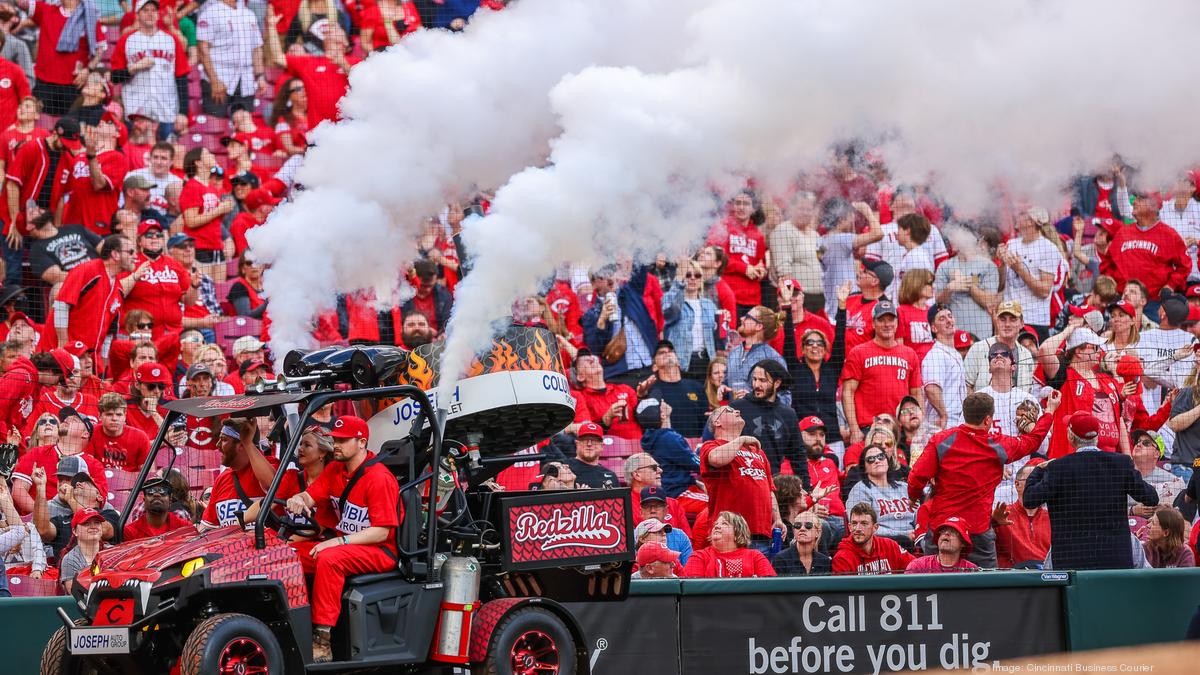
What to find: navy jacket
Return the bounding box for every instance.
[640,428,700,498]
[1022,450,1158,570]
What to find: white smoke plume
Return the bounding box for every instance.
[252,0,1200,392]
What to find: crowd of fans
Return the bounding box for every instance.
[0,0,1195,604]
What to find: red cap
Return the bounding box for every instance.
[8,311,33,327]
[953,330,974,349]
[798,416,825,432]
[934,516,973,554]
[261,178,288,199]
[49,348,77,377]
[329,415,369,440]
[1187,285,1200,300]
[101,111,129,148]
[63,340,93,357]
[71,507,105,529]
[635,541,680,569]
[577,421,604,439]
[137,218,164,237]
[1066,412,1101,440]
[244,188,280,212]
[1116,354,1144,381]
[1110,300,1136,317]
[778,278,802,295]
[1186,306,1200,325]
[135,361,172,385]
[1067,304,1093,318]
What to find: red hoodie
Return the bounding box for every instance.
[0,356,38,431]
[832,535,914,575]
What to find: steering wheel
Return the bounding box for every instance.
[268,498,323,539]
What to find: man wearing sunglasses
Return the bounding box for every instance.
[124,476,193,541]
[11,409,109,516]
[52,235,149,354]
[125,361,173,439]
[122,218,192,340]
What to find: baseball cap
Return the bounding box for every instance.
[1184,306,1200,326]
[1116,353,1144,381]
[634,398,662,429]
[576,421,604,439]
[654,339,675,354]
[53,117,82,151]
[1066,412,1100,440]
[0,284,24,306]
[897,395,920,414]
[1017,325,1040,344]
[99,111,128,148]
[872,300,898,320]
[7,311,34,329]
[228,171,260,188]
[636,541,680,569]
[140,476,171,493]
[1065,328,1106,350]
[56,455,88,477]
[262,178,288,200]
[58,406,94,435]
[995,300,1023,318]
[987,342,1014,361]
[934,516,973,554]
[63,340,93,357]
[71,508,106,529]
[329,415,369,440]
[862,258,894,290]
[1186,285,1200,300]
[798,415,826,432]
[1109,300,1136,318]
[639,486,667,504]
[70,471,97,489]
[135,0,159,11]
[953,330,974,350]
[244,188,280,212]
[186,362,214,379]
[778,278,802,295]
[633,518,672,541]
[239,359,268,377]
[136,361,172,385]
[926,303,952,325]
[124,174,157,191]
[220,132,248,148]
[233,336,265,355]
[1160,293,1189,327]
[167,233,195,249]
[137,218,164,237]
[48,348,78,378]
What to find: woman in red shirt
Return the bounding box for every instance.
[682,511,775,578]
[270,77,308,156]
[178,148,233,277]
[226,253,267,318]
[895,270,936,361]
[1038,325,1127,458]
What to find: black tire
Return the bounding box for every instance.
[476,607,577,675]
[41,619,121,675]
[179,613,284,675]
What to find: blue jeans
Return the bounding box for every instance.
[748,538,772,557]
[0,232,22,286]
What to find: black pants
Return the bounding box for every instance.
[200,78,257,119]
[683,351,710,382]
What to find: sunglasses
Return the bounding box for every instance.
[37,417,57,427]
[142,382,166,391]
[136,322,154,329]
[864,453,887,464]
[791,522,817,530]
[142,231,164,238]
[899,407,919,416]
[685,273,703,279]
[638,464,663,472]
[143,486,171,497]
[803,339,826,347]
[741,314,763,325]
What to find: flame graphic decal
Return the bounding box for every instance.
[405,350,435,390]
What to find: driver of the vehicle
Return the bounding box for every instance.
[285,415,401,663]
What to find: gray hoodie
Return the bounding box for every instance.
[845,479,915,538]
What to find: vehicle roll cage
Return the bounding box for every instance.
[116,385,445,584]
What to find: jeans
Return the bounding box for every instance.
[0,233,22,286]
[748,538,772,557]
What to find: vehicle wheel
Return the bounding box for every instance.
[476,607,577,675]
[179,613,283,675]
[41,619,120,675]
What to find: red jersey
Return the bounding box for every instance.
[1109,221,1190,297]
[124,512,192,541]
[842,293,881,353]
[895,304,934,361]
[571,384,641,440]
[0,126,49,164]
[122,254,190,333]
[698,439,776,538]
[682,546,775,578]
[908,415,1052,535]
[229,211,262,258]
[87,425,151,472]
[0,356,38,431]
[11,445,108,498]
[124,401,165,440]
[52,259,124,352]
[306,457,400,550]
[62,149,129,236]
[123,142,152,171]
[201,461,279,528]
[707,215,766,306]
[178,178,225,250]
[23,389,98,439]
[4,137,74,234]
[842,341,922,426]
[284,54,358,127]
[31,2,96,85]
[185,415,219,451]
[0,60,30,131]
[1049,368,1122,459]
[832,534,914,575]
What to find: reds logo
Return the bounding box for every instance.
[512,504,622,552]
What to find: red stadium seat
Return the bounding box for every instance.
[103,468,140,499]
[36,113,57,130]
[7,575,61,597]
[186,449,223,471]
[601,436,640,459]
[215,317,263,356]
[109,490,131,512]
[191,114,230,136]
[252,153,285,173]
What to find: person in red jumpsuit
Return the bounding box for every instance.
[285,416,400,663]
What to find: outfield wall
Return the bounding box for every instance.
[5,569,1197,674]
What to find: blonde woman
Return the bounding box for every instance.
[896,269,936,360]
[682,511,776,578]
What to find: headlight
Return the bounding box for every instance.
[90,561,100,576]
[180,558,205,577]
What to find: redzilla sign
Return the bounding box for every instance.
[499,488,634,571]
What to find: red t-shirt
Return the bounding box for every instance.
[410,291,438,331]
[895,304,934,361]
[0,126,49,164]
[63,149,129,236]
[361,0,421,50]
[123,142,152,172]
[284,54,356,127]
[571,384,641,440]
[124,512,192,541]
[31,2,95,86]
[842,294,880,354]
[87,425,151,472]
[11,445,109,498]
[178,178,225,250]
[229,211,262,258]
[707,216,766,306]
[698,439,776,538]
[0,60,31,131]
[842,341,922,427]
[53,259,123,352]
[682,546,775,578]
[806,456,846,518]
[122,254,191,333]
[306,457,400,551]
[185,415,219,451]
[200,461,279,528]
[124,401,165,440]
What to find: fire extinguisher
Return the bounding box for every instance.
[430,555,482,663]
